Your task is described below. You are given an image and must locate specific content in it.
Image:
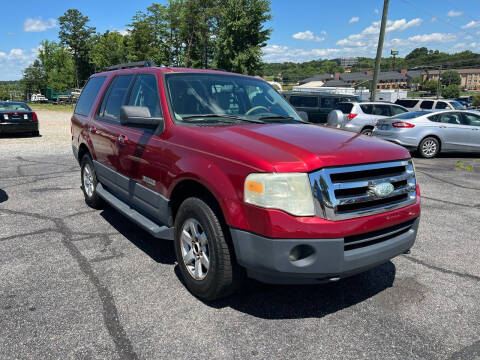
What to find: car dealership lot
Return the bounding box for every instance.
[1,111,479,359]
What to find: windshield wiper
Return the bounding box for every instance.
[181,114,265,124]
[258,115,308,123]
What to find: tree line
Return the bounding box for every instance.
[21,0,271,94]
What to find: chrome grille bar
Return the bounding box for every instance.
[309,159,417,221]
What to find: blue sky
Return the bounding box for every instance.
[1,0,479,80]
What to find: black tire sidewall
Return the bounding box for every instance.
[80,155,102,208]
[419,137,439,158]
[174,198,226,299]
[361,128,373,136]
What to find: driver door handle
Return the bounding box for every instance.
[118,134,128,145]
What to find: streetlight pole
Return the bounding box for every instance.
[371,0,390,101]
[436,65,442,99]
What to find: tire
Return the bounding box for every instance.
[80,155,104,209]
[174,197,243,300]
[361,127,373,136]
[418,136,440,158]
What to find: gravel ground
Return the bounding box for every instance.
[1,111,479,359]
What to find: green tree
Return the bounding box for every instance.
[166,0,185,66]
[91,31,128,71]
[405,47,429,60]
[127,4,169,65]
[215,0,271,74]
[22,60,46,93]
[58,9,96,87]
[412,76,423,85]
[440,70,461,86]
[441,84,460,99]
[422,79,438,93]
[38,40,75,91]
[472,94,480,107]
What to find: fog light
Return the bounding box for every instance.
[289,244,316,266]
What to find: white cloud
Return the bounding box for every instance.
[349,17,359,24]
[430,16,437,23]
[454,42,466,48]
[23,17,57,32]
[406,32,456,43]
[336,18,422,47]
[465,35,473,40]
[447,10,463,17]
[115,29,129,36]
[320,30,327,35]
[462,20,480,29]
[263,44,342,63]
[374,9,379,14]
[0,47,39,80]
[292,30,325,42]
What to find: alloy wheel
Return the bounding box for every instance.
[422,139,437,157]
[180,218,210,280]
[83,163,95,198]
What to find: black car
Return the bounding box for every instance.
[282,91,357,123]
[0,102,39,136]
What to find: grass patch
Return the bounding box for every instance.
[28,103,75,112]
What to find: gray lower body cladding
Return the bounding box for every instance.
[230,217,419,284]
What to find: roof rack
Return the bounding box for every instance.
[105,60,155,71]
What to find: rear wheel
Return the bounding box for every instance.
[361,127,373,136]
[174,197,243,300]
[80,155,104,209]
[418,137,440,158]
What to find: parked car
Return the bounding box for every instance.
[373,110,480,158]
[72,62,420,300]
[395,98,465,111]
[282,91,357,123]
[0,101,39,136]
[326,101,409,135]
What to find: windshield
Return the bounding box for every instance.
[165,73,302,125]
[0,102,31,111]
[449,101,465,110]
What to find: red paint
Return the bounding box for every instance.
[72,67,421,238]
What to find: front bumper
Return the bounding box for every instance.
[0,122,38,135]
[230,217,419,284]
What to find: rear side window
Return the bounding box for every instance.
[336,103,353,113]
[289,96,317,107]
[463,112,480,126]
[420,100,434,109]
[100,75,135,122]
[360,104,374,114]
[427,114,440,122]
[321,97,337,108]
[395,99,418,108]
[372,104,391,116]
[390,105,408,115]
[435,101,448,109]
[128,74,162,117]
[75,77,106,116]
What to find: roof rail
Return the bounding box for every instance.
[105,60,155,71]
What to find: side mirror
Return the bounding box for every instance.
[298,111,309,122]
[120,106,164,132]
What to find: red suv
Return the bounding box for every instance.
[72,62,421,300]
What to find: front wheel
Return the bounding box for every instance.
[418,137,440,158]
[361,127,373,136]
[174,197,243,300]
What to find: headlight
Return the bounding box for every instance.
[244,173,315,216]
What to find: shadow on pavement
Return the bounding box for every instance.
[99,206,175,265]
[0,189,8,203]
[99,204,396,319]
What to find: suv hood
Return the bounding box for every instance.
[179,123,410,172]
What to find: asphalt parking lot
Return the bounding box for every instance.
[1,111,479,360]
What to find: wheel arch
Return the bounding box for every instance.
[77,143,91,164]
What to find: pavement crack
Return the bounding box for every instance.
[421,196,478,209]
[448,340,480,360]
[0,228,58,242]
[403,255,480,282]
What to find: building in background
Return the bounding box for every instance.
[424,69,480,90]
[333,57,358,69]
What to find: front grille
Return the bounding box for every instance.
[344,218,417,251]
[309,160,417,220]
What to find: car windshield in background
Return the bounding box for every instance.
[165,73,302,125]
[0,102,31,111]
[392,110,431,119]
[449,101,465,110]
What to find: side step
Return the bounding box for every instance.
[96,184,174,240]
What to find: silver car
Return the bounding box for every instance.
[373,110,480,158]
[327,102,409,135]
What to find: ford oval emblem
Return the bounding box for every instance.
[371,182,394,197]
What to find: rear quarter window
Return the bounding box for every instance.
[395,99,419,108]
[74,77,106,116]
[336,103,353,113]
[360,104,374,114]
[420,100,434,109]
[289,96,318,107]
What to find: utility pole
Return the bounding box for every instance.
[370,0,390,101]
[436,65,442,99]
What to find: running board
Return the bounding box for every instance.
[96,183,174,240]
